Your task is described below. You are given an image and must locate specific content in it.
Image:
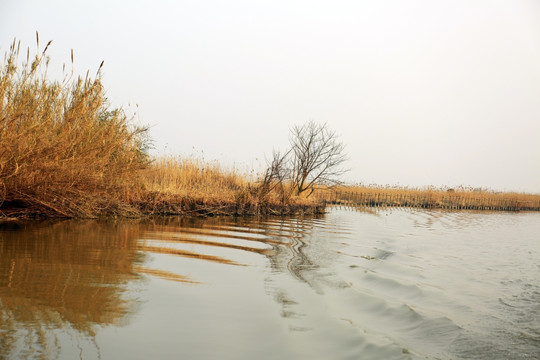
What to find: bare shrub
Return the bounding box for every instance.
[260,121,348,200]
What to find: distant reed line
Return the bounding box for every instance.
[315,188,540,211]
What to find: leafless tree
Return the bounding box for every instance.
[259,121,347,201]
[258,149,291,203]
[288,121,348,197]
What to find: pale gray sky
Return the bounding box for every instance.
[1,0,539,192]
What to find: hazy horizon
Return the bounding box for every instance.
[1,0,539,193]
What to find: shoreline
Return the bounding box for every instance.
[316,187,540,212]
[0,196,328,222]
[4,192,540,223]
[3,186,539,223]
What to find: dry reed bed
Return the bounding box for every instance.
[130,158,322,217]
[316,187,540,211]
[0,38,319,219]
[0,38,148,218]
[2,38,536,218]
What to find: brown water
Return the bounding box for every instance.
[0,208,539,359]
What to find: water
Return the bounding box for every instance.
[0,208,539,359]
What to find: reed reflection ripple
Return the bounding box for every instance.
[1,209,539,359]
[159,209,538,359]
[0,220,146,359]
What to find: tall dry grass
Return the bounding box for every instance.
[316,185,540,211]
[0,37,319,218]
[132,157,317,216]
[141,157,248,201]
[14,36,537,217]
[0,37,149,217]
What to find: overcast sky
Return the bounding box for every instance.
[1,0,539,192]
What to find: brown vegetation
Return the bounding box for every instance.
[0,37,149,218]
[0,220,144,357]
[0,37,320,219]
[315,186,540,211]
[262,121,347,200]
[1,37,538,219]
[130,157,322,217]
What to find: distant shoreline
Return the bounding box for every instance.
[316,186,540,212]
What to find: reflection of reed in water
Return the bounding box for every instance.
[127,216,335,330]
[134,266,198,283]
[151,216,332,324]
[141,216,322,276]
[0,216,330,357]
[137,217,284,270]
[0,221,145,359]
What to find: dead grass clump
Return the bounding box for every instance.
[0,37,149,218]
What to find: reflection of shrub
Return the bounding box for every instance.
[0,220,144,358]
[0,37,150,218]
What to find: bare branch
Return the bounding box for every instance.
[260,121,348,200]
[288,121,348,196]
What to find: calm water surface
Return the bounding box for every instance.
[0,208,539,359]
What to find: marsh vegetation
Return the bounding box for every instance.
[319,185,540,211]
[0,37,320,219]
[0,36,538,220]
[1,35,539,360]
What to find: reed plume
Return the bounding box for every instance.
[0,37,149,218]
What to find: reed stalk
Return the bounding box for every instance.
[315,186,540,211]
[0,37,149,217]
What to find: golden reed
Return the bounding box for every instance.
[0,37,149,218]
[0,38,316,218]
[1,37,537,218]
[315,186,540,211]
